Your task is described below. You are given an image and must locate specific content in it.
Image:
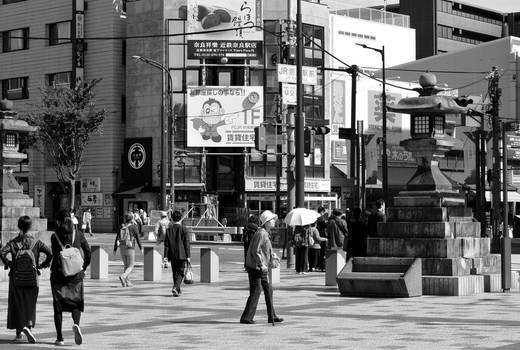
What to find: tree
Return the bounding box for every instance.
[23,79,107,210]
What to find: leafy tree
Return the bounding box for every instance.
[23,79,106,209]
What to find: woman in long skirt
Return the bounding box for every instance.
[0,216,52,343]
[50,210,91,346]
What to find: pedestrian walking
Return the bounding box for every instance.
[50,210,91,346]
[293,225,311,274]
[308,222,327,272]
[139,209,149,225]
[164,210,191,297]
[326,209,348,250]
[155,211,170,268]
[316,206,328,271]
[81,208,93,237]
[242,215,260,269]
[367,199,386,236]
[133,210,143,237]
[347,207,367,259]
[0,216,52,344]
[113,211,143,287]
[70,209,79,232]
[240,210,283,325]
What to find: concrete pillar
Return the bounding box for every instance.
[200,247,219,283]
[144,246,162,281]
[325,249,345,286]
[269,267,280,285]
[90,245,109,280]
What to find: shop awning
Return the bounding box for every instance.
[113,186,144,198]
[332,164,349,177]
[485,190,520,202]
[174,183,205,190]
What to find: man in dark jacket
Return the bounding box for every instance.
[327,209,348,250]
[164,210,191,297]
[367,199,386,236]
[316,206,328,271]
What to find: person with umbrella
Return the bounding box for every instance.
[240,210,283,325]
[284,208,321,275]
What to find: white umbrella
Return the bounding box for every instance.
[284,208,321,226]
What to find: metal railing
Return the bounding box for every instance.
[331,8,410,28]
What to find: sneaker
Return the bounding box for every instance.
[172,289,179,297]
[268,317,284,323]
[125,278,133,287]
[22,327,35,344]
[72,324,83,345]
[54,339,65,346]
[118,275,126,287]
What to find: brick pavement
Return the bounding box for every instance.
[0,248,520,349]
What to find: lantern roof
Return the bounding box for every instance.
[387,95,469,115]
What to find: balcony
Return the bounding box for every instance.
[331,8,410,28]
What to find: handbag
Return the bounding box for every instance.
[81,223,87,230]
[184,261,194,284]
[55,231,84,277]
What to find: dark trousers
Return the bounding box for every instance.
[308,248,320,270]
[318,241,327,270]
[295,246,309,273]
[171,259,186,292]
[241,269,275,322]
[243,242,249,267]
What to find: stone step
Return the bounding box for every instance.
[339,272,404,280]
[471,254,501,274]
[387,207,473,222]
[0,230,52,245]
[367,237,490,258]
[0,206,40,218]
[393,196,465,207]
[377,221,480,239]
[422,275,484,296]
[0,217,47,232]
[2,198,33,207]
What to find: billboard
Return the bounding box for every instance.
[331,80,346,134]
[367,90,402,133]
[187,0,263,58]
[187,86,263,147]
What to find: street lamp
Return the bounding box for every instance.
[132,55,174,210]
[356,43,388,206]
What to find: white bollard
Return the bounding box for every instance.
[200,248,219,283]
[90,245,109,280]
[143,246,162,281]
[269,267,280,285]
[325,249,346,286]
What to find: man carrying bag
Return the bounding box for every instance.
[164,210,191,297]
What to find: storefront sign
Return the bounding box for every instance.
[103,193,114,206]
[187,0,263,59]
[187,86,263,147]
[386,144,415,163]
[277,64,318,86]
[281,83,296,105]
[123,138,152,185]
[81,177,101,193]
[245,177,330,192]
[331,139,349,163]
[81,193,103,206]
[367,90,402,133]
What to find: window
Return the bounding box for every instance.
[1,77,28,100]
[48,21,71,45]
[2,28,29,52]
[47,72,71,87]
[412,116,430,135]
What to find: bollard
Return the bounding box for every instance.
[90,245,109,280]
[200,247,219,283]
[325,249,345,286]
[143,246,162,281]
[269,267,280,285]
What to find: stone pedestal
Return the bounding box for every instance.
[90,245,109,280]
[200,248,219,283]
[143,247,162,281]
[325,249,345,286]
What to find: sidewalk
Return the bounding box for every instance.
[1,251,520,349]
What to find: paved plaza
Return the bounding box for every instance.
[0,237,520,349]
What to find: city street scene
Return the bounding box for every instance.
[1,0,520,348]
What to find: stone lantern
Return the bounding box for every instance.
[0,100,47,249]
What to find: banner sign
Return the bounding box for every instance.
[187,0,263,58]
[367,90,402,133]
[245,177,330,192]
[331,80,346,134]
[81,177,101,193]
[277,64,318,86]
[81,193,103,206]
[281,83,296,105]
[187,86,263,147]
[331,139,349,163]
[123,138,152,185]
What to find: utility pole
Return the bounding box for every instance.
[502,120,511,291]
[489,67,501,239]
[351,65,358,207]
[295,0,305,208]
[479,118,487,236]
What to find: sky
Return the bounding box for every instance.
[325,0,520,13]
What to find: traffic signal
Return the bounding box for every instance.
[314,126,331,135]
[304,128,315,156]
[254,125,267,152]
[454,97,473,107]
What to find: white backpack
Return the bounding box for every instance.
[55,230,84,277]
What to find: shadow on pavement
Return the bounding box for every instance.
[166,320,238,325]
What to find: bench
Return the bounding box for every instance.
[336,257,422,297]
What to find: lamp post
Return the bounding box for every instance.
[356,43,388,205]
[132,55,174,210]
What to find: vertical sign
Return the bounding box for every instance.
[331,80,346,134]
[72,0,85,83]
[34,185,45,216]
[123,138,153,185]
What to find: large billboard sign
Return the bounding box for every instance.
[367,90,402,133]
[187,86,263,147]
[187,0,263,59]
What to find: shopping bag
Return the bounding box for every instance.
[184,261,194,284]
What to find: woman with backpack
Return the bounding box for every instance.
[293,225,311,275]
[113,211,142,287]
[50,210,91,346]
[242,215,260,269]
[0,216,52,344]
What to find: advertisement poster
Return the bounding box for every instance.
[331,80,346,134]
[187,0,263,58]
[367,90,402,133]
[103,193,114,207]
[81,177,100,193]
[187,86,263,147]
[331,139,349,163]
[81,193,103,206]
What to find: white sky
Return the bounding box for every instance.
[325,0,520,13]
